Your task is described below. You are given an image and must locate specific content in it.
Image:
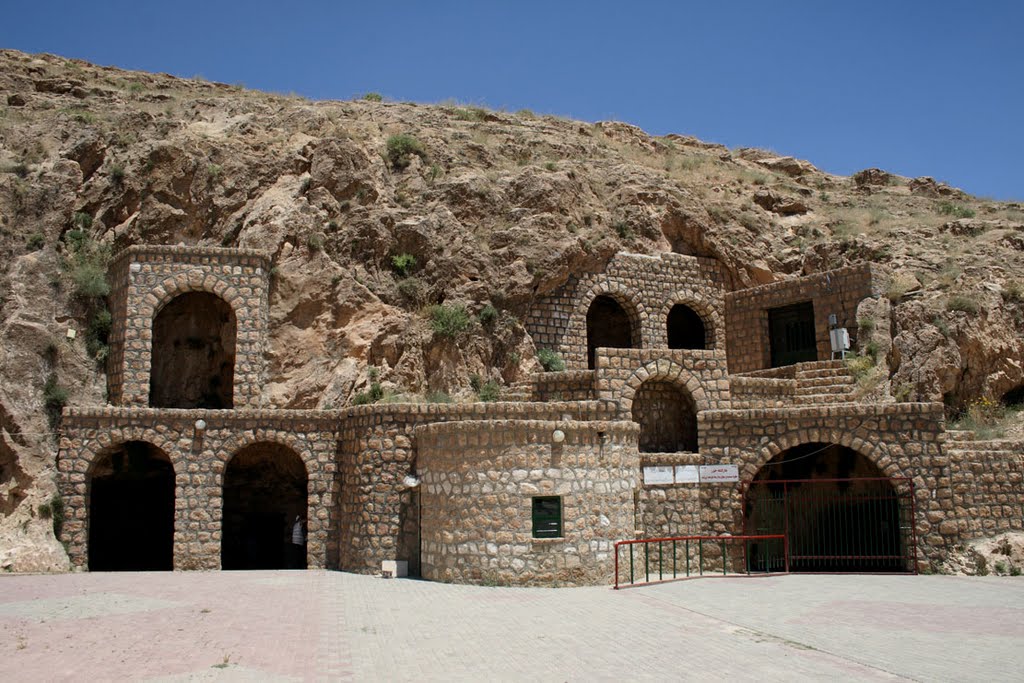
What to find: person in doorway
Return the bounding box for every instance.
[289,514,305,569]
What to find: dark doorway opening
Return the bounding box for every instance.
[631,380,698,452]
[744,443,914,573]
[667,304,707,350]
[586,295,636,369]
[768,301,816,368]
[150,292,236,409]
[88,441,175,571]
[1002,384,1024,408]
[222,443,308,570]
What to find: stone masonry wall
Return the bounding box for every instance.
[58,407,339,570]
[724,263,889,373]
[416,420,639,586]
[107,246,270,408]
[696,402,949,569]
[594,347,731,417]
[526,252,728,370]
[948,442,1024,538]
[337,400,619,575]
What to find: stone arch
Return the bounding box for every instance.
[631,379,698,452]
[742,437,908,572]
[575,282,645,369]
[740,430,899,485]
[149,290,237,409]
[618,360,713,417]
[138,272,245,408]
[658,292,721,350]
[87,439,176,571]
[221,439,310,570]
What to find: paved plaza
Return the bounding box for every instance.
[1,570,1022,681]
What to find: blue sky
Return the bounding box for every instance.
[3,1,1021,199]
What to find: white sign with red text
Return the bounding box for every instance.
[698,464,739,483]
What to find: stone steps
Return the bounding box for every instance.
[793,393,858,406]
[945,429,976,442]
[797,375,855,390]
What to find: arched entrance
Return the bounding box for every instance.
[222,442,308,570]
[744,443,913,573]
[149,292,236,409]
[586,295,637,369]
[631,380,698,452]
[1002,384,1024,408]
[667,304,707,350]
[88,441,175,571]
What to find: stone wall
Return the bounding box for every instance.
[947,441,1024,538]
[106,246,270,408]
[696,402,949,569]
[724,263,889,373]
[416,420,639,586]
[58,407,339,570]
[530,370,596,402]
[526,252,728,370]
[593,347,731,417]
[337,400,619,575]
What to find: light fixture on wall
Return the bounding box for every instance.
[194,419,207,433]
[402,474,421,489]
[551,429,565,444]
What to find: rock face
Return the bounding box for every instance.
[0,49,1023,568]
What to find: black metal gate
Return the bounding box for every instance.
[743,477,917,573]
[768,301,817,367]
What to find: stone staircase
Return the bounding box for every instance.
[793,361,857,406]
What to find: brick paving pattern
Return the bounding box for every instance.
[1,571,1022,681]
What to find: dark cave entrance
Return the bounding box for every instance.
[1002,385,1024,408]
[631,379,698,453]
[586,295,638,369]
[744,443,914,573]
[88,441,175,571]
[222,443,308,570]
[667,304,708,350]
[149,292,236,409]
[768,301,816,368]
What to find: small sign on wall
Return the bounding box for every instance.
[642,466,674,485]
[699,464,739,483]
[675,465,700,483]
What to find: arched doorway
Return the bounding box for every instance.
[222,442,308,570]
[586,295,637,369]
[744,443,912,573]
[88,441,175,571]
[149,292,236,409]
[667,304,707,350]
[631,380,698,452]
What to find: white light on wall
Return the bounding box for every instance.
[551,429,565,444]
[402,475,421,489]
[194,419,207,432]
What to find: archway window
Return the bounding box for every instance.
[150,292,236,409]
[745,443,909,573]
[631,380,698,453]
[222,442,308,570]
[88,441,175,571]
[667,304,708,350]
[586,295,637,369]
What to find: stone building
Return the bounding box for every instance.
[58,247,1024,584]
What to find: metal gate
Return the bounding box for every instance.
[743,477,917,573]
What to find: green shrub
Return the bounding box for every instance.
[1002,281,1023,303]
[72,211,93,230]
[42,494,64,538]
[385,134,427,170]
[397,277,425,304]
[477,304,499,326]
[426,391,452,404]
[26,233,45,250]
[946,295,979,314]
[543,161,557,171]
[613,221,633,240]
[391,253,417,276]
[537,348,565,372]
[352,382,384,405]
[363,92,383,102]
[109,163,126,184]
[307,234,323,252]
[43,374,68,427]
[477,380,501,402]
[70,260,110,299]
[937,201,975,219]
[427,304,470,338]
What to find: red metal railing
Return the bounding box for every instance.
[743,477,917,574]
[613,534,788,589]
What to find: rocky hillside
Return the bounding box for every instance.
[2,50,1023,570]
